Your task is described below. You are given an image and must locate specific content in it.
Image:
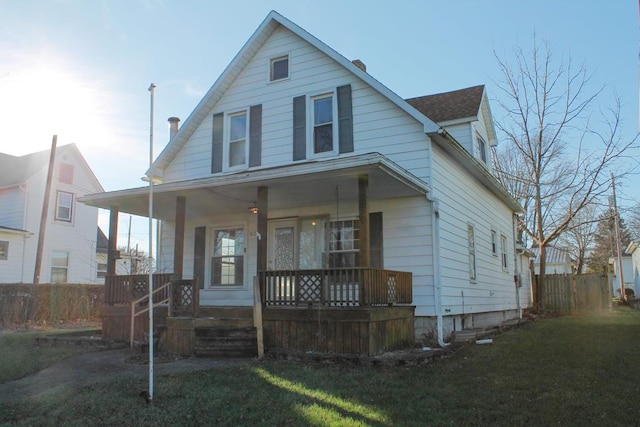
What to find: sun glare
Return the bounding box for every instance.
[0,60,113,155]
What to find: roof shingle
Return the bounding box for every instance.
[405,85,485,124]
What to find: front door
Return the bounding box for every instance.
[267,220,297,271]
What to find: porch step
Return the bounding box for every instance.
[194,317,253,328]
[194,326,258,358]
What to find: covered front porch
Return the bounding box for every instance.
[102,267,414,356]
[84,154,424,356]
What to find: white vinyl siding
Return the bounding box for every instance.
[0,189,27,229]
[431,142,516,315]
[163,25,432,184]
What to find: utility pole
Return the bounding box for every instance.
[611,173,625,299]
[33,135,57,284]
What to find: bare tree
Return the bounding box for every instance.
[628,203,640,241]
[557,204,600,274]
[493,38,639,309]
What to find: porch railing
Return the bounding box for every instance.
[105,274,198,317]
[260,268,412,307]
[105,274,174,305]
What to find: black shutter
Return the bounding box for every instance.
[194,226,206,289]
[211,113,223,173]
[369,212,383,268]
[337,84,354,154]
[249,104,262,167]
[293,95,306,160]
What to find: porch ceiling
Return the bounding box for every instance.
[80,153,429,221]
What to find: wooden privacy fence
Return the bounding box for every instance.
[534,273,611,313]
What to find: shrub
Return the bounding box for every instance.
[0,283,104,327]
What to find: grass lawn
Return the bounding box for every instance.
[1,308,639,426]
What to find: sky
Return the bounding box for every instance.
[1,0,638,251]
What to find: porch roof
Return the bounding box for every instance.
[79,153,430,221]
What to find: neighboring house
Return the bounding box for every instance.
[96,227,147,280]
[80,11,524,344]
[627,242,640,296]
[532,246,575,275]
[610,253,634,298]
[516,243,535,310]
[0,226,32,283]
[0,144,104,284]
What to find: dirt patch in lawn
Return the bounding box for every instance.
[0,344,253,402]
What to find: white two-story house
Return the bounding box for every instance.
[0,143,104,284]
[81,11,525,350]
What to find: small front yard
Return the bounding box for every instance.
[1,308,639,426]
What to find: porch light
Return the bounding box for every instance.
[249,203,258,214]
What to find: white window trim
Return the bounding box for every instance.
[476,133,487,164]
[468,223,477,282]
[0,241,8,260]
[490,228,498,257]
[500,234,509,272]
[223,109,250,172]
[51,250,69,283]
[307,89,338,159]
[207,223,247,289]
[267,53,290,83]
[55,191,74,223]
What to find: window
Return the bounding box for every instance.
[51,251,69,283]
[0,241,8,260]
[292,85,352,162]
[491,229,498,256]
[500,235,508,271]
[55,191,73,222]
[468,224,476,281]
[59,163,74,184]
[211,227,244,286]
[270,55,289,81]
[477,135,487,163]
[312,94,334,154]
[228,111,247,168]
[327,219,359,268]
[97,262,107,278]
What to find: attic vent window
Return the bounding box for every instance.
[270,55,289,81]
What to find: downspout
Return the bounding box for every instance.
[512,213,522,318]
[430,197,449,347]
[429,128,449,347]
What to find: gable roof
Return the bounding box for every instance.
[96,227,109,253]
[406,84,498,145]
[150,10,440,177]
[0,144,104,192]
[406,85,485,123]
[0,150,51,188]
[531,246,574,265]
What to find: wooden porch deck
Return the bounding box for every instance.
[102,268,414,357]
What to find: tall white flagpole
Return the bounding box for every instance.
[148,82,156,403]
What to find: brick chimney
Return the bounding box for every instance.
[352,59,366,72]
[168,117,180,140]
